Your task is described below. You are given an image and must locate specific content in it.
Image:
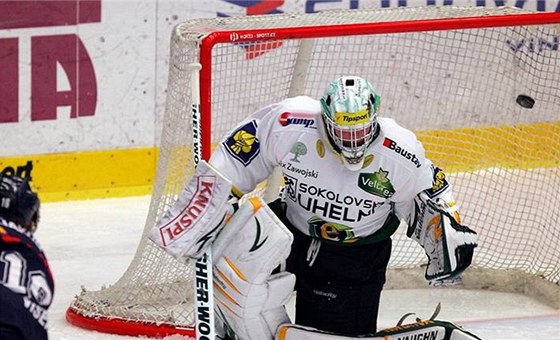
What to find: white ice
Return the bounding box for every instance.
[37,196,559,340]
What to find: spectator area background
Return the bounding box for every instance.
[0,0,558,201]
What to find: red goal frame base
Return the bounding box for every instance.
[65,308,196,338]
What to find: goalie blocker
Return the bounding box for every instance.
[148,160,237,262]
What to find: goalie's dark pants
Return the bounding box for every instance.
[269,200,392,336]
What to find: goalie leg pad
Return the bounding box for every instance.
[212,197,296,340]
[148,160,235,261]
[276,320,482,340]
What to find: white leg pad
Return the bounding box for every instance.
[212,197,295,340]
[275,321,482,340]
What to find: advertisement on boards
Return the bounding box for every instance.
[0,0,558,200]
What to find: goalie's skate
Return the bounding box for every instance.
[275,302,482,339]
[429,275,464,288]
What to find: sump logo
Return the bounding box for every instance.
[279,112,315,128]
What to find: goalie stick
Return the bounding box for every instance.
[190,62,216,340]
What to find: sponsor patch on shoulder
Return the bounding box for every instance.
[279,112,316,128]
[222,120,260,166]
[425,166,449,198]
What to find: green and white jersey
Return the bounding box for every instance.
[210,96,446,244]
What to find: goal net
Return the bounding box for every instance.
[66,6,560,338]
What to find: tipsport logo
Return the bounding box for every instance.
[334,110,369,126]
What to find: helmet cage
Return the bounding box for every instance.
[320,77,380,166]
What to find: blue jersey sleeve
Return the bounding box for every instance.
[0,224,54,340]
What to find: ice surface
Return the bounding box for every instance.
[37,196,559,339]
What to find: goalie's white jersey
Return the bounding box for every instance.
[210,96,440,244]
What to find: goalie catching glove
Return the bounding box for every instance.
[408,191,478,280]
[147,160,238,262]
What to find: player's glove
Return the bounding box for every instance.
[409,193,478,281]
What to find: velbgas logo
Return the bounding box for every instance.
[358,168,395,198]
[159,176,216,246]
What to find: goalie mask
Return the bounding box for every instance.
[320,76,380,171]
[0,174,40,233]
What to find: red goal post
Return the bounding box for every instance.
[67,6,560,338]
[196,8,560,160]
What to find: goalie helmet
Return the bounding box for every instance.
[320,76,380,171]
[0,174,40,233]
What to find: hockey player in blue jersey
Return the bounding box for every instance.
[0,174,54,340]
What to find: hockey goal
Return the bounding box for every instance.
[66,6,560,338]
